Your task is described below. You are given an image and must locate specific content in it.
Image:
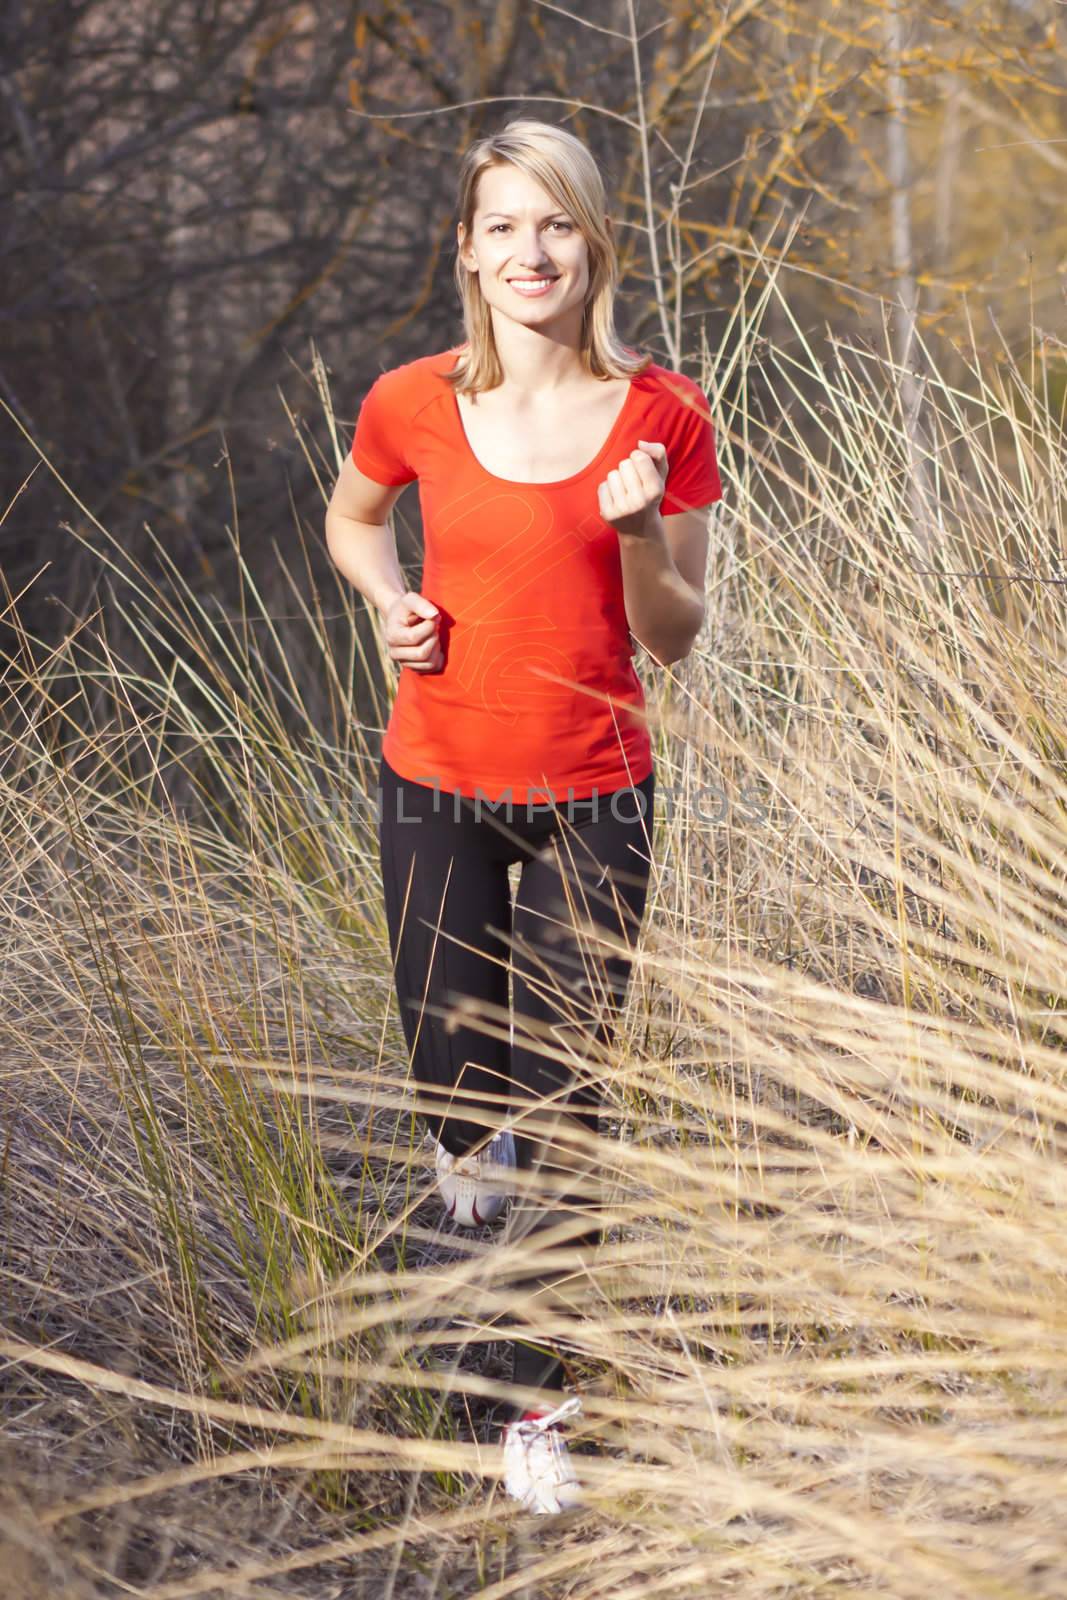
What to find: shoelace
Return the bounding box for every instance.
[514,1393,583,1437]
[448,1130,512,1177]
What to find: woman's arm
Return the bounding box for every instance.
[616,506,710,667]
[598,438,713,666]
[325,454,409,617]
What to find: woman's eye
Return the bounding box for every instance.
[488,222,572,234]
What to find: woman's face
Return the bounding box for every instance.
[458,163,595,334]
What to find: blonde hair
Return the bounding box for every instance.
[445,118,651,395]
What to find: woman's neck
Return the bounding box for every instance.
[488,323,590,396]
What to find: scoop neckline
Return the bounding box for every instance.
[446,367,641,489]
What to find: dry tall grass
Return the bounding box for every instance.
[2,260,1066,1597]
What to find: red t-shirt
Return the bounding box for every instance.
[351,346,723,804]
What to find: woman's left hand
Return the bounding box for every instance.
[598,439,669,538]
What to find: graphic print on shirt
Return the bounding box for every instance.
[431,479,612,725]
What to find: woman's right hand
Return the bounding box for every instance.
[382,590,443,673]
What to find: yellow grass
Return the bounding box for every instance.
[2,262,1066,1596]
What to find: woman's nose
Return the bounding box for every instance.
[517,233,551,266]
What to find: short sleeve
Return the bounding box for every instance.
[658,374,723,515]
[350,372,417,486]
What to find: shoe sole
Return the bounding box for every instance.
[507,1489,584,1517]
[440,1143,514,1227]
[446,1191,508,1226]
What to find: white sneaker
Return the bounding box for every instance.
[434,1127,516,1227]
[501,1394,583,1514]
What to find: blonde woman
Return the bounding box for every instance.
[325,118,722,1514]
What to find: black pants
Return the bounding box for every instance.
[377,752,656,1407]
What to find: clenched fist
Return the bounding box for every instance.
[597,438,669,538]
[383,590,444,673]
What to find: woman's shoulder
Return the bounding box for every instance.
[365,346,462,417]
[632,358,710,411]
[352,351,456,449]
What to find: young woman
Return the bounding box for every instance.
[325,118,722,1514]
